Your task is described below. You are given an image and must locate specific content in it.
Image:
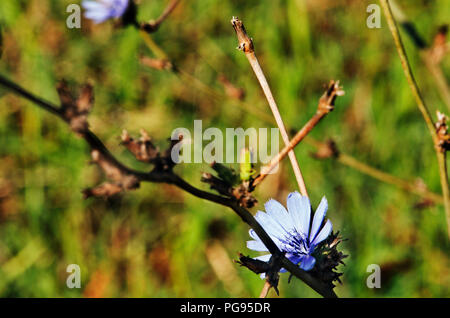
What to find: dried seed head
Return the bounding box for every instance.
[435,111,450,152]
[56,81,94,134]
[140,56,173,71]
[121,130,160,163]
[309,231,347,288]
[318,81,345,114]
[231,17,254,54]
[311,139,340,160]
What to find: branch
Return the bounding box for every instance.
[136,31,441,207]
[390,0,450,112]
[253,81,344,187]
[138,29,277,125]
[0,74,337,298]
[231,17,308,197]
[306,138,444,205]
[259,281,271,298]
[140,0,181,33]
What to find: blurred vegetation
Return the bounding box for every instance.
[0,0,449,297]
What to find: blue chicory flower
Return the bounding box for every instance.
[82,0,130,24]
[247,192,333,274]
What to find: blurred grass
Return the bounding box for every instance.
[0,0,449,297]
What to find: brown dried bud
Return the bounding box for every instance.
[218,74,246,101]
[311,139,339,160]
[91,150,124,183]
[231,17,254,54]
[231,183,258,208]
[318,81,345,115]
[77,84,94,113]
[435,111,450,153]
[83,183,123,199]
[56,81,94,134]
[427,25,449,64]
[56,81,75,109]
[433,25,448,48]
[140,56,173,71]
[121,129,160,163]
[413,198,435,210]
[86,150,140,199]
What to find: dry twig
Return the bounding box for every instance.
[253,81,344,187]
[0,74,337,298]
[231,17,308,197]
[380,0,450,238]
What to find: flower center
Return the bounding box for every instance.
[279,230,312,256]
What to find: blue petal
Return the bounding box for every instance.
[311,219,332,246]
[247,240,268,252]
[82,0,129,23]
[82,1,105,10]
[113,0,129,17]
[254,254,271,262]
[248,228,283,251]
[275,254,303,275]
[249,228,258,240]
[286,192,311,238]
[264,199,294,233]
[254,210,289,242]
[285,253,302,265]
[309,196,328,243]
[299,255,316,271]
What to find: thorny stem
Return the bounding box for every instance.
[380,0,450,239]
[0,74,337,298]
[231,17,309,197]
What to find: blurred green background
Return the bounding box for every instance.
[0,0,449,297]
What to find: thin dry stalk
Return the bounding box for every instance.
[138,33,443,206]
[254,81,344,187]
[259,281,271,298]
[140,0,181,33]
[380,0,450,239]
[390,0,450,112]
[231,17,308,197]
[0,74,337,298]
